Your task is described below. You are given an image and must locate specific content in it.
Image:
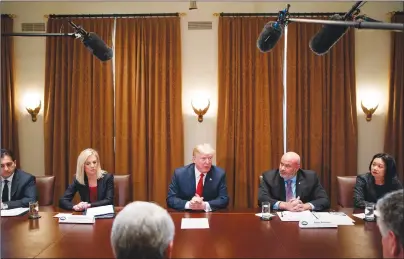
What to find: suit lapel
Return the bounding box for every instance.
[10,170,19,199]
[296,171,302,198]
[97,178,103,200]
[278,172,286,201]
[202,169,214,197]
[189,164,197,196]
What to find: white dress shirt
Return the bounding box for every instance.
[1,172,15,202]
[184,167,212,212]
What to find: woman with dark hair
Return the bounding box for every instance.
[354,153,403,208]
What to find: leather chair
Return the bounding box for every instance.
[114,174,131,207]
[35,176,55,206]
[336,176,357,208]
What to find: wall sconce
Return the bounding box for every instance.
[361,100,378,122]
[26,100,41,122]
[191,99,210,123]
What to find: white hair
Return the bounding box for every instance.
[111,201,175,259]
[376,189,404,247]
[193,143,216,156]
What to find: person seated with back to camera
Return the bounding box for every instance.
[354,152,402,209]
[59,148,114,211]
[258,151,330,211]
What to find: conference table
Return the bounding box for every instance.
[1,207,382,258]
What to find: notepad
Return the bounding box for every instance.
[1,207,29,217]
[181,218,209,229]
[53,213,73,218]
[277,210,313,221]
[85,205,115,218]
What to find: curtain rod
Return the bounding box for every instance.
[215,12,347,17]
[45,13,185,19]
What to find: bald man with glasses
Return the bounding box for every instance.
[1,149,36,210]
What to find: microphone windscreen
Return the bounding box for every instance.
[309,14,349,56]
[83,32,113,61]
[257,22,284,53]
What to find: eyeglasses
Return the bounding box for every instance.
[0,162,15,169]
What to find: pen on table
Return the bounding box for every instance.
[311,211,319,219]
[281,211,284,217]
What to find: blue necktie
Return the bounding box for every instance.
[286,180,293,202]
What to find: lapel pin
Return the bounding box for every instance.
[299,182,301,184]
[209,178,212,181]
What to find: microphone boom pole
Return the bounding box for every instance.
[288,18,404,31]
[1,32,76,37]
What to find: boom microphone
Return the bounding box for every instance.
[257,22,284,53]
[69,21,113,61]
[309,14,348,55]
[257,4,289,53]
[309,1,363,55]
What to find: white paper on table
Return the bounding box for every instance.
[353,213,365,219]
[53,213,73,218]
[1,207,29,216]
[255,213,276,217]
[313,212,355,225]
[85,205,114,217]
[277,210,314,221]
[181,218,209,229]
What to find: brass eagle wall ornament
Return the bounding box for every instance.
[361,100,378,122]
[26,100,41,122]
[191,99,210,123]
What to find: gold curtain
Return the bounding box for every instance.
[286,21,358,207]
[1,15,19,160]
[385,13,404,182]
[217,17,284,208]
[114,17,184,206]
[44,18,115,203]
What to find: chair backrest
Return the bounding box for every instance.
[336,176,357,208]
[35,175,55,206]
[114,174,131,207]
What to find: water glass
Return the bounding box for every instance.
[261,201,271,220]
[365,202,375,221]
[28,201,41,219]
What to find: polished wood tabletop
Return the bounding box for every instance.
[1,208,382,258]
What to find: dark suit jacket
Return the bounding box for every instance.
[3,169,37,209]
[59,172,114,210]
[258,169,330,211]
[166,163,229,211]
[353,172,403,209]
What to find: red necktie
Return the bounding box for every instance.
[196,173,205,196]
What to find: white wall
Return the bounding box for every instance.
[1,1,402,176]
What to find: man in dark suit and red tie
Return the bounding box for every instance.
[258,151,329,211]
[167,143,229,211]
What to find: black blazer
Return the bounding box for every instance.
[59,172,114,210]
[166,163,229,211]
[3,169,37,209]
[353,172,403,209]
[258,169,330,211]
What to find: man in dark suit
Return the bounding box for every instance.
[258,151,329,211]
[167,143,229,211]
[1,149,36,210]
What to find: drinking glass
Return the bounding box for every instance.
[261,201,271,220]
[28,201,41,219]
